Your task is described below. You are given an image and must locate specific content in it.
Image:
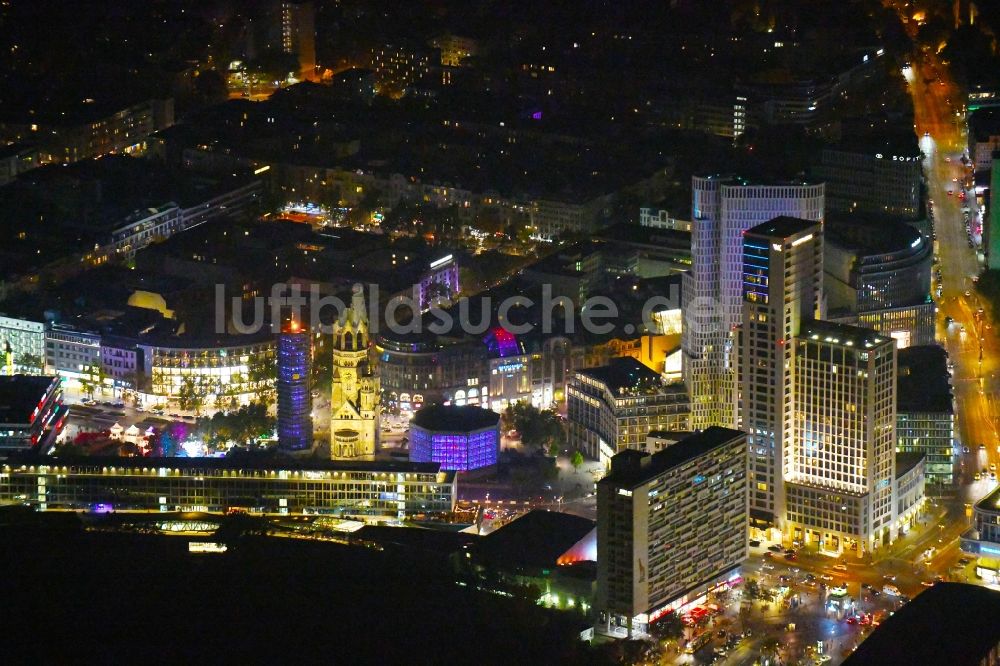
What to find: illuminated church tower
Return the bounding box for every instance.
[330,285,379,459]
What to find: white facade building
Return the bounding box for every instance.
[682,176,824,429]
[786,321,897,555]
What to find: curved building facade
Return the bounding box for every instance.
[825,218,933,346]
[683,175,825,429]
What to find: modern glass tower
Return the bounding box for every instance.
[277,320,313,452]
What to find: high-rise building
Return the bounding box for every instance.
[596,427,747,639]
[277,320,313,452]
[330,286,380,460]
[785,320,897,554]
[739,218,823,528]
[281,2,316,80]
[683,176,824,429]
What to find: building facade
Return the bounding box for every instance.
[739,218,823,528]
[0,375,66,453]
[277,322,313,452]
[814,147,921,219]
[596,427,747,638]
[896,346,955,490]
[0,457,456,520]
[138,334,275,409]
[683,175,824,429]
[45,324,102,382]
[331,287,380,459]
[568,357,690,463]
[409,404,500,472]
[785,321,897,555]
[0,315,46,375]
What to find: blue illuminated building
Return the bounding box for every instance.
[409,404,500,472]
[277,321,313,451]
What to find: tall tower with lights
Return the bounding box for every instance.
[330,285,379,459]
[277,319,313,452]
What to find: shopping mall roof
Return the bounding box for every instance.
[844,583,1000,666]
[476,510,595,570]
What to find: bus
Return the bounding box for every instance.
[684,632,711,654]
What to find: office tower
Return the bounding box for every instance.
[596,427,747,639]
[330,286,380,460]
[739,218,823,529]
[277,320,313,452]
[683,175,824,429]
[785,320,897,555]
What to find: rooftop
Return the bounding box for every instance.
[825,216,926,256]
[796,319,891,350]
[577,357,663,395]
[895,452,925,478]
[476,509,595,570]
[897,346,953,414]
[5,453,452,478]
[411,404,500,432]
[746,216,820,240]
[602,427,745,489]
[843,583,1000,666]
[0,376,58,425]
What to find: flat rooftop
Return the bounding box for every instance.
[797,319,891,349]
[897,346,953,414]
[602,426,744,488]
[4,454,452,477]
[746,216,820,240]
[577,357,663,395]
[895,452,925,478]
[844,583,1000,666]
[0,376,58,425]
[411,404,500,432]
[476,509,595,570]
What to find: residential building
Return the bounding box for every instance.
[0,456,456,519]
[785,321,897,555]
[568,357,690,463]
[969,108,1000,171]
[281,1,317,80]
[0,375,66,453]
[683,175,824,429]
[0,97,174,164]
[896,346,955,491]
[0,314,46,375]
[738,218,823,529]
[330,287,380,459]
[409,404,500,472]
[44,324,102,382]
[596,427,747,638]
[0,143,39,185]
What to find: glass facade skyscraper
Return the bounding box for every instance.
[277,322,313,452]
